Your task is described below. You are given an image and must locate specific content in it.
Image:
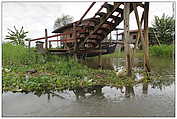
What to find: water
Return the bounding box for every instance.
[2,56,175,117]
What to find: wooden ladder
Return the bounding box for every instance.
[78,2,139,48]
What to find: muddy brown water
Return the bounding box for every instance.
[2,56,175,117]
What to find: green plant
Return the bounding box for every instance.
[150,45,174,57]
[151,13,175,45]
[2,43,44,65]
[5,26,30,46]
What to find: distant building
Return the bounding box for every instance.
[118,29,159,46]
[118,29,145,44]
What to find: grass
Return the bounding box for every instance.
[105,44,174,58]
[2,43,45,65]
[104,50,144,58]
[149,44,174,57]
[2,43,158,94]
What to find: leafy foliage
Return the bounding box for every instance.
[5,26,30,46]
[151,13,175,45]
[53,14,74,29]
[2,43,45,65]
[150,44,174,57]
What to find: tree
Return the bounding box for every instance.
[53,14,74,30]
[151,13,175,45]
[5,26,30,46]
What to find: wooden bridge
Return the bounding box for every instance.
[29,2,151,75]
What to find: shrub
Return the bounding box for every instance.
[150,45,174,57]
[2,43,44,65]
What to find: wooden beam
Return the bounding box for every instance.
[133,3,144,50]
[80,3,122,46]
[144,2,151,72]
[78,2,96,24]
[98,41,102,68]
[73,23,78,61]
[45,29,48,49]
[124,3,132,76]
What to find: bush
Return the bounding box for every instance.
[150,45,174,57]
[2,43,44,65]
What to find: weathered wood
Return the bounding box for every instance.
[78,2,96,24]
[28,40,31,49]
[80,3,122,46]
[28,40,31,58]
[124,3,132,76]
[73,23,78,61]
[144,2,151,72]
[98,41,102,68]
[49,41,52,48]
[133,3,144,50]
[135,11,144,49]
[45,29,48,49]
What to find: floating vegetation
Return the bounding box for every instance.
[2,43,161,94]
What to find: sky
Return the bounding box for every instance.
[2,1,174,46]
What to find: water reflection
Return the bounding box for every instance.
[2,56,175,117]
[73,85,104,100]
[125,85,135,98]
[143,83,148,95]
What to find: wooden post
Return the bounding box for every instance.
[49,41,52,48]
[45,29,48,49]
[73,23,78,61]
[98,41,102,68]
[133,4,144,50]
[144,2,151,72]
[28,40,31,58]
[135,12,144,49]
[57,33,59,47]
[28,40,31,49]
[124,3,132,76]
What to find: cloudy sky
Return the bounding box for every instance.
[2,1,174,45]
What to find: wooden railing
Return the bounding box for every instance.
[29,29,85,49]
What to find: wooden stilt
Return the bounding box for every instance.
[28,40,31,58]
[73,23,78,61]
[124,3,132,76]
[133,4,144,50]
[45,29,48,49]
[49,41,52,48]
[28,40,31,49]
[144,2,151,72]
[98,41,102,68]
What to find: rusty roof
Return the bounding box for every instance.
[52,23,73,33]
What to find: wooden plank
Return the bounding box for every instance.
[93,2,107,18]
[144,2,151,72]
[80,3,122,46]
[124,3,132,76]
[49,38,75,42]
[30,30,85,42]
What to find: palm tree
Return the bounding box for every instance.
[54,14,74,30]
[5,26,30,46]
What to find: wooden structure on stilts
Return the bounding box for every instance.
[29,2,151,74]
